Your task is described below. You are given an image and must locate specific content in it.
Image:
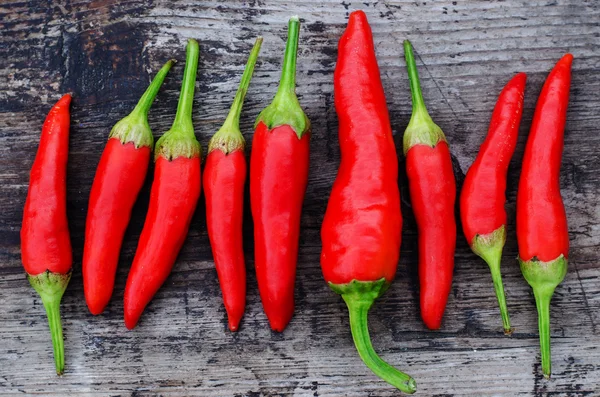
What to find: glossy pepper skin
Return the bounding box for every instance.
[460,73,527,334]
[321,11,415,394]
[124,40,202,330]
[403,41,457,330]
[83,60,174,315]
[21,94,72,375]
[204,38,262,331]
[250,17,310,332]
[517,54,572,378]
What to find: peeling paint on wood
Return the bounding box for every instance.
[0,0,599,396]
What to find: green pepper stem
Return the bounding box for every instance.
[133,59,176,116]
[221,37,263,132]
[254,16,309,137]
[519,255,566,379]
[27,271,71,375]
[402,40,445,154]
[343,294,417,394]
[472,227,512,334]
[533,287,553,378]
[403,40,430,121]
[172,39,199,136]
[42,296,65,375]
[154,40,201,160]
[276,16,300,99]
[487,256,512,334]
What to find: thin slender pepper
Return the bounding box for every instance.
[321,11,416,393]
[403,40,456,330]
[204,37,262,331]
[123,40,201,330]
[517,54,572,378]
[250,16,310,332]
[83,60,174,315]
[21,94,72,375]
[460,73,527,334]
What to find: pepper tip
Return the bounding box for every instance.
[228,321,239,332]
[58,93,72,107]
[422,313,442,330]
[349,9,367,20]
[124,308,141,330]
[514,71,527,82]
[561,53,574,66]
[226,312,243,332]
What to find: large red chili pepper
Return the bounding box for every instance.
[517,54,572,378]
[21,94,72,374]
[204,38,262,331]
[250,16,310,332]
[124,40,201,330]
[321,11,415,393]
[83,60,174,315]
[403,41,457,330]
[460,73,527,334]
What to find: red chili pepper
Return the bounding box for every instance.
[517,54,572,378]
[83,60,174,315]
[21,94,72,374]
[460,73,527,334]
[250,16,310,332]
[204,38,262,331]
[403,41,457,330]
[321,11,415,393]
[123,40,201,330]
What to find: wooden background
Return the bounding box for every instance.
[1,0,599,396]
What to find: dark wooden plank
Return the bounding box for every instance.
[1,0,599,396]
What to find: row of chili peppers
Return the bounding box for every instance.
[21,11,572,394]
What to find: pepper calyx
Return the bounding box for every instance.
[208,128,245,155]
[155,131,201,161]
[472,225,506,263]
[255,94,310,139]
[328,278,389,300]
[109,113,154,149]
[519,254,568,290]
[403,113,447,154]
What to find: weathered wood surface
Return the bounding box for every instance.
[1,0,599,395]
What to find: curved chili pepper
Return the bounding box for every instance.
[321,11,415,393]
[403,40,456,330]
[124,40,201,330]
[517,54,572,378]
[83,60,174,315]
[250,16,310,332]
[460,72,527,334]
[21,94,72,374]
[204,38,262,331]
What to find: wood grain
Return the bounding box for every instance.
[1,0,599,396]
